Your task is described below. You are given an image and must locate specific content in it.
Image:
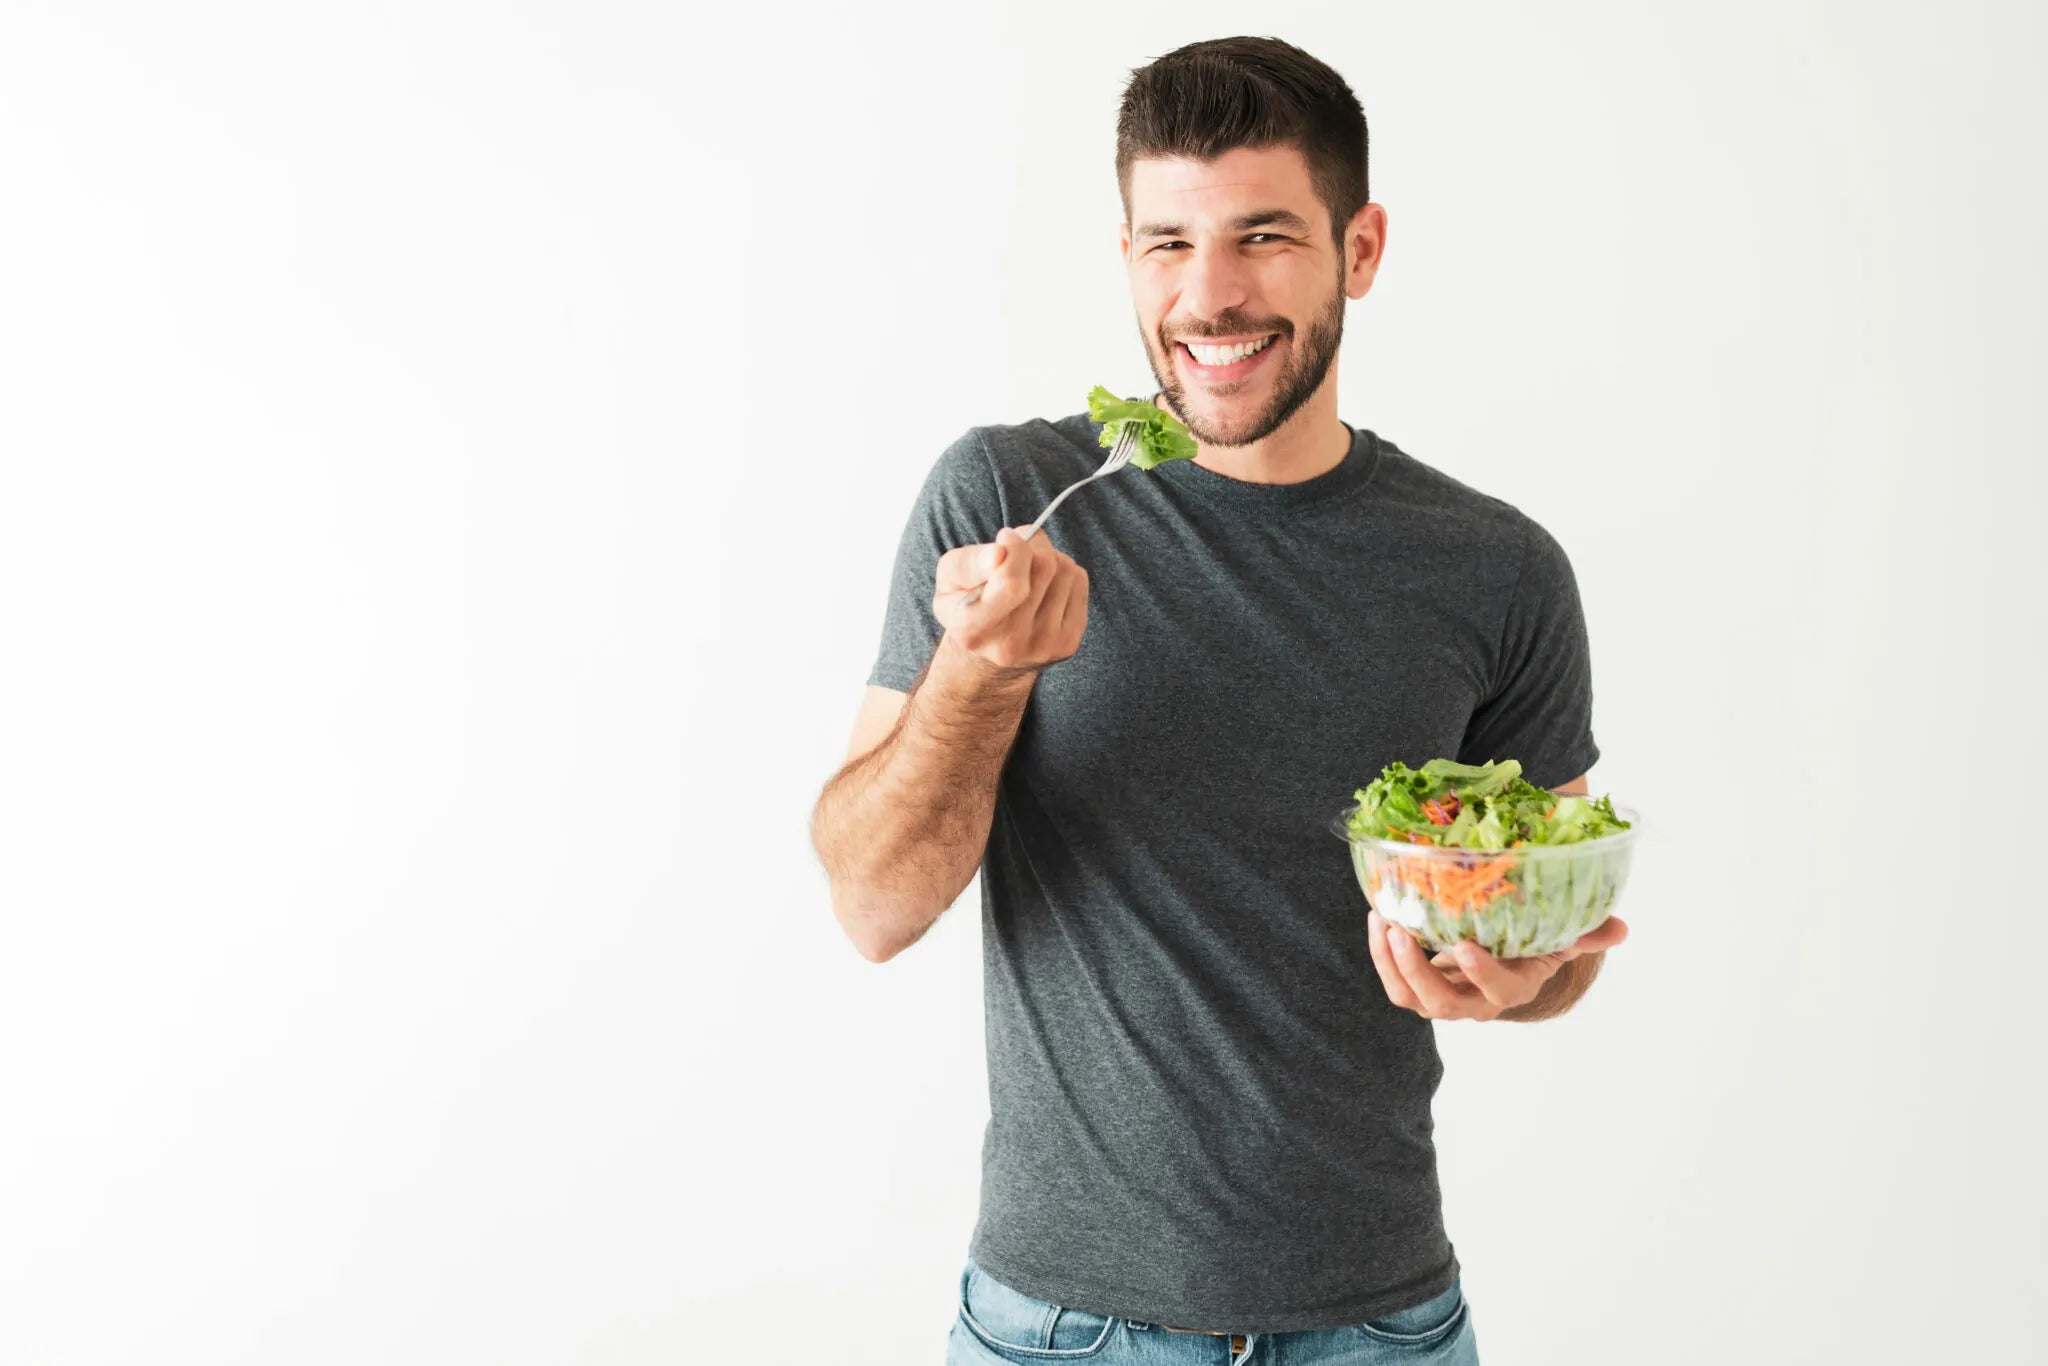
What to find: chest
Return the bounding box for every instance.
[1012,540,1498,843]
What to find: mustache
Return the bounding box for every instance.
[1162,316,1292,343]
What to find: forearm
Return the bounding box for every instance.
[1498,950,1605,1023]
[811,634,1037,961]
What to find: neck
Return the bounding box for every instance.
[1155,370,1351,485]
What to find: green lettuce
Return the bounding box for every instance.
[1087,385,1198,471]
[1346,758,1631,850]
[1342,757,1634,957]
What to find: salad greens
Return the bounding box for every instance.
[1087,386,1198,471]
[1341,758,1635,958]
[1347,758,1631,850]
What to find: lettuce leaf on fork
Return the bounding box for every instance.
[1086,386,1199,471]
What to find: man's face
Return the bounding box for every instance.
[1121,144,1353,448]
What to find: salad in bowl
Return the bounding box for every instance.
[1331,758,1639,959]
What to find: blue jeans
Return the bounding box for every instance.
[946,1256,1480,1365]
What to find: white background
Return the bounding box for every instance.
[2,2,2043,1363]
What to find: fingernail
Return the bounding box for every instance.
[1455,943,1478,967]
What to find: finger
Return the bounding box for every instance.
[1366,912,1425,1014]
[1448,941,1548,1010]
[1058,563,1089,644]
[936,539,1012,632]
[1015,527,1063,604]
[1013,538,1058,621]
[1561,915,1629,960]
[933,549,986,632]
[937,536,1008,597]
[1427,947,1470,988]
[976,528,1040,621]
[1388,923,1485,1019]
[1033,564,1077,656]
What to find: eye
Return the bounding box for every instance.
[1147,234,1290,253]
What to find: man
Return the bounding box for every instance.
[809,35,1627,1366]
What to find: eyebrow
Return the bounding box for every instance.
[1134,209,1315,239]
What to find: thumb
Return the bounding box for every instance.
[981,534,1013,576]
[1559,915,1628,961]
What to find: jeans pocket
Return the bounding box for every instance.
[955,1258,1119,1360]
[1352,1277,1469,1347]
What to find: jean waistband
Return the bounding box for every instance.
[1161,1326,1249,1349]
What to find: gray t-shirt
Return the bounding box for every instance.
[868,408,1600,1333]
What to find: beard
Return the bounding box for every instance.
[1141,269,1346,448]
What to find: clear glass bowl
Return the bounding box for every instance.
[1328,801,1641,959]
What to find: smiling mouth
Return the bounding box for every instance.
[1174,333,1282,382]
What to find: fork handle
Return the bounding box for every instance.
[954,422,1137,608]
[1026,477,1096,536]
[962,450,1126,606]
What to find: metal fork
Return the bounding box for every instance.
[961,424,1140,607]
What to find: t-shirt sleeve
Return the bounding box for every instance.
[867,428,1009,693]
[1457,517,1602,789]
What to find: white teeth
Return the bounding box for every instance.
[1186,336,1273,366]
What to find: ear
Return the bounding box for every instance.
[1343,202,1388,300]
[1117,219,1131,262]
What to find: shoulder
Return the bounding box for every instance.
[901,411,1102,519]
[973,411,1104,477]
[937,412,1105,519]
[1368,437,1528,538]
[1367,436,1575,572]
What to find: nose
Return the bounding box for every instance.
[1177,240,1252,324]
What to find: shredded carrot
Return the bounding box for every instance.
[1388,847,1522,913]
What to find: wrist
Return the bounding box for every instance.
[935,631,1041,693]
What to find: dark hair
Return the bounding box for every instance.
[1115,36,1369,247]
